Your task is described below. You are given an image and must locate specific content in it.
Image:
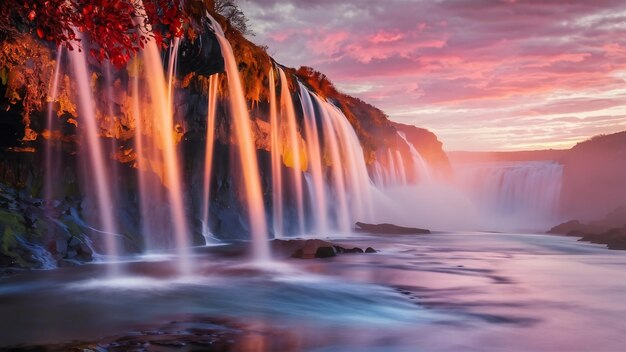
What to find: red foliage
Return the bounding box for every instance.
[0,0,188,68]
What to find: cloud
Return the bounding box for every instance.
[241,0,626,150]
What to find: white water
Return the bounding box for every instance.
[136,2,191,274]
[455,161,563,229]
[44,47,63,207]
[209,14,270,261]
[69,34,120,276]
[201,74,219,244]
[278,68,306,235]
[299,82,329,234]
[398,131,432,183]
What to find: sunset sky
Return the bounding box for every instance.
[241,0,626,151]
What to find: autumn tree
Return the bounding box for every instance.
[0,0,187,68]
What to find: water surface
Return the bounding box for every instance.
[1,232,625,351]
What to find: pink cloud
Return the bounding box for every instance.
[369,31,404,44]
[242,0,626,150]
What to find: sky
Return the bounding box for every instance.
[240,0,626,151]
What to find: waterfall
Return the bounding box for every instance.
[455,161,563,226]
[313,95,350,232]
[299,82,328,234]
[209,14,270,261]
[278,68,306,235]
[269,68,284,237]
[312,96,374,231]
[131,62,153,250]
[386,149,398,186]
[395,150,407,185]
[201,74,219,244]
[44,47,63,208]
[398,131,432,183]
[136,2,191,274]
[68,34,120,275]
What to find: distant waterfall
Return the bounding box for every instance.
[455,161,563,224]
[372,132,433,187]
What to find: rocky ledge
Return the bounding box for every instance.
[355,222,431,235]
[201,238,377,260]
[548,205,626,250]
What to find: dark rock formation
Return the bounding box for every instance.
[355,222,431,234]
[273,239,374,259]
[580,227,626,250]
[548,205,626,250]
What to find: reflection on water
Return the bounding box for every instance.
[1,232,626,351]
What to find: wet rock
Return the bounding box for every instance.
[291,239,332,259]
[355,222,430,234]
[548,206,626,251]
[365,247,377,253]
[266,239,376,259]
[315,246,337,258]
[341,247,364,254]
[548,220,605,236]
[579,227,626,250]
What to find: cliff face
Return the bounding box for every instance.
[0,8,451,269]
[560,131,626,221]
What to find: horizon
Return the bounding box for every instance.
[241,0,626,151]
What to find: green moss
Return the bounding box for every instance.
[2,227,17,253]
[0,210,25,254]
[0,210,25,233]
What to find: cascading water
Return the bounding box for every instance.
[395,151,407,185]
[131,60,153,250]
[209,14,270,261]
[325,103,374,223]
[304,94,374,232]
[299,82,328,234]
[136,2,192,274]
[269,68,284,237]
[68,35,120,275]
[455,161,563,228]
[314,95,351,232]
[278,68,306,235]
[201,74,219,244]
[44,48,63,208]
[398,131,432,183]
[386,149,398,186]
[167,37,180,112]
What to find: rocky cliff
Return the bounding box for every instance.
[0,5,450,270]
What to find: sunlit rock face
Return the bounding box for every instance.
[0,9,450,268]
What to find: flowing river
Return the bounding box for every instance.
[1,232,625,351]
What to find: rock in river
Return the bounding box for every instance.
[355,222,430,235]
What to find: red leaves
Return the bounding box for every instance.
[3,0,188,69]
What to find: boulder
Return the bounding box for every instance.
[355,222,430,235]
[267,239,375,259]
